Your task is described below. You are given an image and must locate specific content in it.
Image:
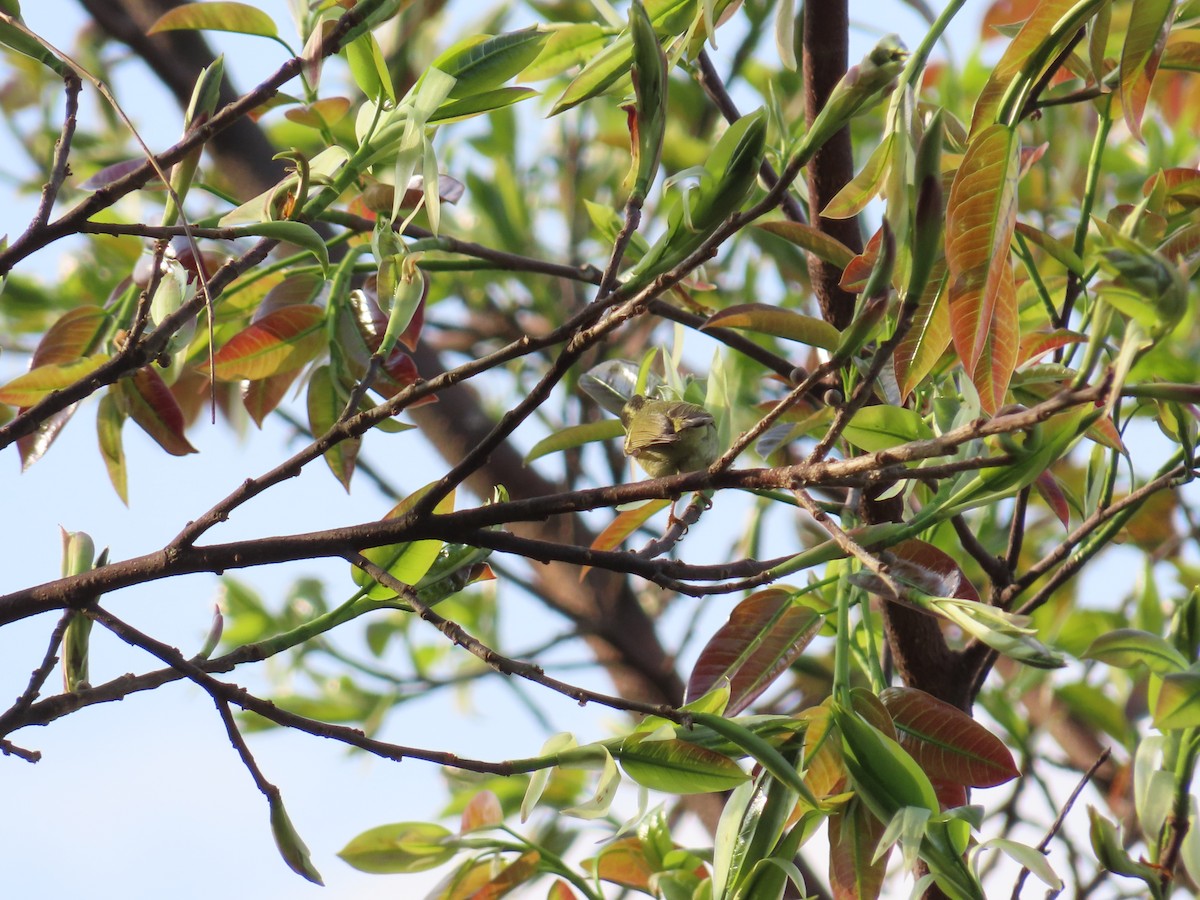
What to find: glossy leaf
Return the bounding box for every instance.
[345,32,393,103]
[702,303,840,351]
[841,405,935,452]
[0,354,108,407]
[1083,628,1189,674]
[428,87,540,124]
[756,221,857,270]
[337,822,457,874]
[523,24,605,80]
[525,419,623,464]
[1120,0,1176,141]
[685,589,823,716]
[431,28,548,99]
[205,305,325,382]
[618,732,749,793]
[945,124,1020,413]
[880,687,1019,787]
[880,539,980,603]
[121,366,198,456]
[148,2,278,38]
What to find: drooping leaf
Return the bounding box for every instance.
[828,797,888,900]
[685,589,824,716]
[880,539,981,603]
[463,851,541,900]
[204,304,326,382]
[894,265,950,400]
[822,134,894,220]
[618,732,749,793]
[880,687,1020,787]
[121,366,198,456]
[1119,0,1177,141]
[269,793,324,885]
[148,2,278,38]
[96,391,128,505]
[702,303,840,351]
[945,124,1020,413]
[242,370,300,427]
[307,365,359,489]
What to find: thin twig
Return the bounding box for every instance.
[0,611,73,737]
[28,70,82,231]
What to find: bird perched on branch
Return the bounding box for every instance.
[619,394,719,478]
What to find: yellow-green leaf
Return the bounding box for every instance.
[148,2,278,38]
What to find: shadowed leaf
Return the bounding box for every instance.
[121,366,198,456]
[703,303,840,351]
[205,304,325,382]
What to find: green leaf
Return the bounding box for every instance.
[96,392,128,505]
[148,2,278,38]
[431,28,548,99]
[0,354,109,406]
[204,305,326,382]
[427,86,539,123]
[842,405,934,452]
[822,134,894,219]
[524,419,624,464]
[618,732,749,794]
[1154,671,1200,729]
[345,31,395,103]
[269,793,323,885]
[686,589,823,716]
[353,485,455,600]
[307,365,359,490]
[337,822,456,874]
[231,221,329,274]
[523,24,606,81]
[702,303,840,351]
[835,706,940,822]
[756,221,856,270]
[1083,628,1189,674]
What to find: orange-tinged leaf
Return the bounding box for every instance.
[703,303,840,351]
[894,265,950,399]
[969,260,1019,413]
[581,499,670,580]
[0,354,109,406]
[121,366,198,456]
[946,124,1020,411]
[756,221,856,270]
[838,227,883,293]
[880,686,1019,787]
[205,304,325,381]
[587,838,653,891]
[971,0,1099,132]
[1016,328,1086,367]
[466,852,541,900]
[460,790,504,833]
[1120,0,1176,141]
[148,2,278,38]
[1146,167,1200,214]
[686,589,823,715]
[32,306,109,367]
[795,703,845,804]
[284,97,352,129]
[829,796,888,900]
[547,880,580,900]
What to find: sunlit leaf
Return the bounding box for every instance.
[354,485,456,600]
[148,2,278,38]
[31,306,109,365]
[428,86,539,123]
[894,265,950,400]
[585,837,654,891]
[204,304,325,382]
[619,732,749,793]
[702,303,840,351]
[1154,671,1200,730]
[1083,628,1189,674]
[756,221,857,270]
[307,365,359,489]
[842,405,934,452]
[459,790,504,833]
[823,134,894,219]
[946,124,1020,413]
[582,500,670,579]
[881,539,981,603]
[432,28,547,99]
[0,354,109,406]
[337,822,456,874]
[1120,0,1176,141]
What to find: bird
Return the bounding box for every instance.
[619,394,719,478]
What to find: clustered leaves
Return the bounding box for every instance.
[3,0,1200,897]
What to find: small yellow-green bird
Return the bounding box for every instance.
[620,394,719,478]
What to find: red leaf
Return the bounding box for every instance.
[829,797,888,900]
[1034,470,1071,527]
[31,306,109,366]
[1120,0,1175,141]
[243,370,299,428]
[121,366,198,456]
[686,589,823,716]
[893,260,950,400]
[1016,328,1086,367]
[881,539,980,603]
[881,686,1020,787]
